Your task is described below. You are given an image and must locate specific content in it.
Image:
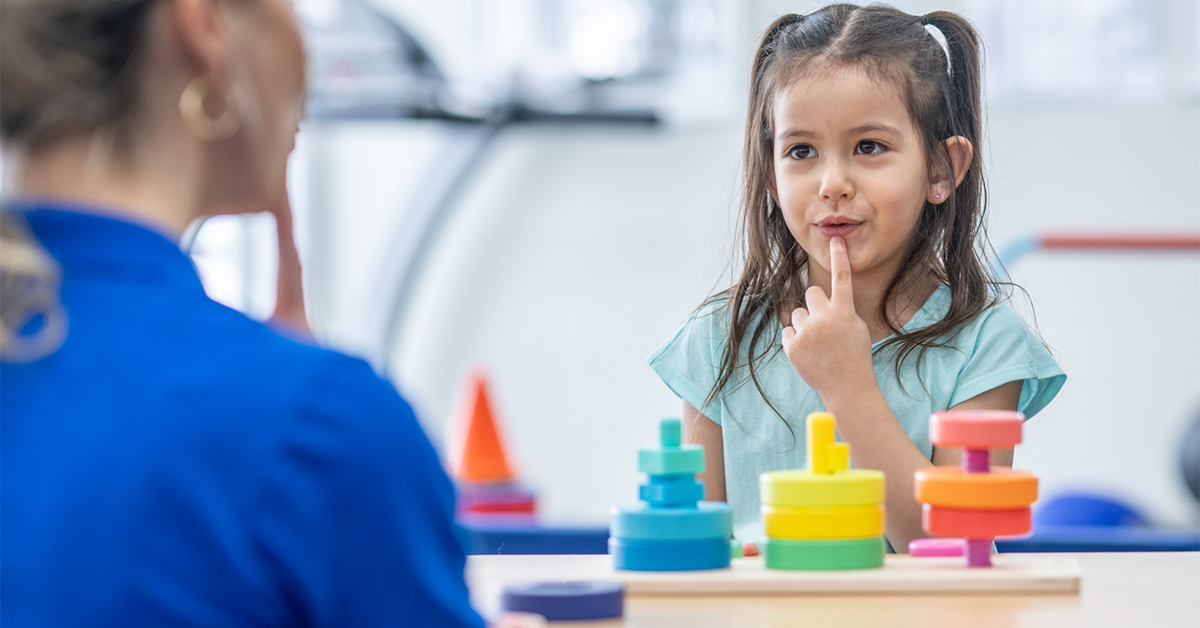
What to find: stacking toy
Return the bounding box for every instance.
[609,418,732,571]
[450,371,537,520]
[759,413,886,570]
[914,410,1038,567]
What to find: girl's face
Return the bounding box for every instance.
[771,66,932,284]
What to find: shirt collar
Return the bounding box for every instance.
[5,201,207,294]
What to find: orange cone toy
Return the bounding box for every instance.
[450,371,536,518]
[452,373,515,483]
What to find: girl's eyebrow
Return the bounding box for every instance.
[776,123,903,143]
[777,128,816,141]
[848,123,903,136]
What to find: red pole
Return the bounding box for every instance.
[1038,234,1200,251]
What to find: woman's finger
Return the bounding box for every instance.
[269,189,310,334]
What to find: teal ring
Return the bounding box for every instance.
[610,501,731,541]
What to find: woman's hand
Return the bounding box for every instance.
[266,189,310,335]
[781,236,874,399]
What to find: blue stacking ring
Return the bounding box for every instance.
[610,501,731,541]
[501,582,624,621]
[639,474,705,507]
[610,538,731,571]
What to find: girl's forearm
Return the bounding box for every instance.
[819,380,932,552]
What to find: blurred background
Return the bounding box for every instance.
[182,0,1198,532]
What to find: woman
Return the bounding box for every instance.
[0,1,484,626]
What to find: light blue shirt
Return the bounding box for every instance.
[647,285,1066,543]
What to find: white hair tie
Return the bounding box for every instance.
[924,23,952,76]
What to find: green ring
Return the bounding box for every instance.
[764,536,885,570]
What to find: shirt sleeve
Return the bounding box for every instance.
[947,305,1066,419]
[253,355,485,628]
[646,303,726,425]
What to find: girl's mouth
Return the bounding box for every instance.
[816,216,862,237]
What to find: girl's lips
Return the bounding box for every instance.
[817,222,861,237]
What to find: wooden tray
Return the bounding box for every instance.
[467,553,1081,597]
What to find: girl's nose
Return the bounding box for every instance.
[818,160,855,202]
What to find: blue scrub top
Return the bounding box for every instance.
[1,206,485,628]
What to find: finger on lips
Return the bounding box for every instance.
[829,236,853,302]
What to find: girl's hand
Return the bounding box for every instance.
[781,236,874,398]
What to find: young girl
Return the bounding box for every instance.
[648,4,1065,553]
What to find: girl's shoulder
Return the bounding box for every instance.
[657,295,778,355]
[938,295,1066,417]
[904,285,1037,350]
[951,297,1041,354]
[649,297,731,364]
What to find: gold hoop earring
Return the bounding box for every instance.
[179,76,241,141]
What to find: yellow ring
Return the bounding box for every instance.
[762,504,885,540]
[760,469,884,507]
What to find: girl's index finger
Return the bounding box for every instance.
[829,236,853,305]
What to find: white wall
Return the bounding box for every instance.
[388,123,744,523]
[304,105,1199,527]
[987,106,1200,527]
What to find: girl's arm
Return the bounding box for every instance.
[932,382,1018,468]
[682,401,726,502]
[822,380,1020,552]
[784,237,1021,551]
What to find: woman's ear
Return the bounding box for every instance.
[927,136,973,205]
[171,0,235,81]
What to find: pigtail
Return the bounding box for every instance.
[921,12,983,149]
[915,12,993,346]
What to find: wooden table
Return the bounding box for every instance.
[467,552,1200,627]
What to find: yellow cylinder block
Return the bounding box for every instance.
[761,503,885,540]
[760,469,885,507]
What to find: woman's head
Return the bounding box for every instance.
[1,0,306,218]
[705,5,998,423]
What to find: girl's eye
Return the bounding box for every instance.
[856,140,885,155]
[788,145,816,160]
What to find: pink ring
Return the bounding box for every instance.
[929,410,1024,449]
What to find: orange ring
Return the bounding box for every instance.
[922,504,1031,538]
[930,410,1024,449]
[914,467,1038,509]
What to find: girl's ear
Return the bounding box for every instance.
[927,136,973,205]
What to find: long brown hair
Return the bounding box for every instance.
[702,5,1001,432]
